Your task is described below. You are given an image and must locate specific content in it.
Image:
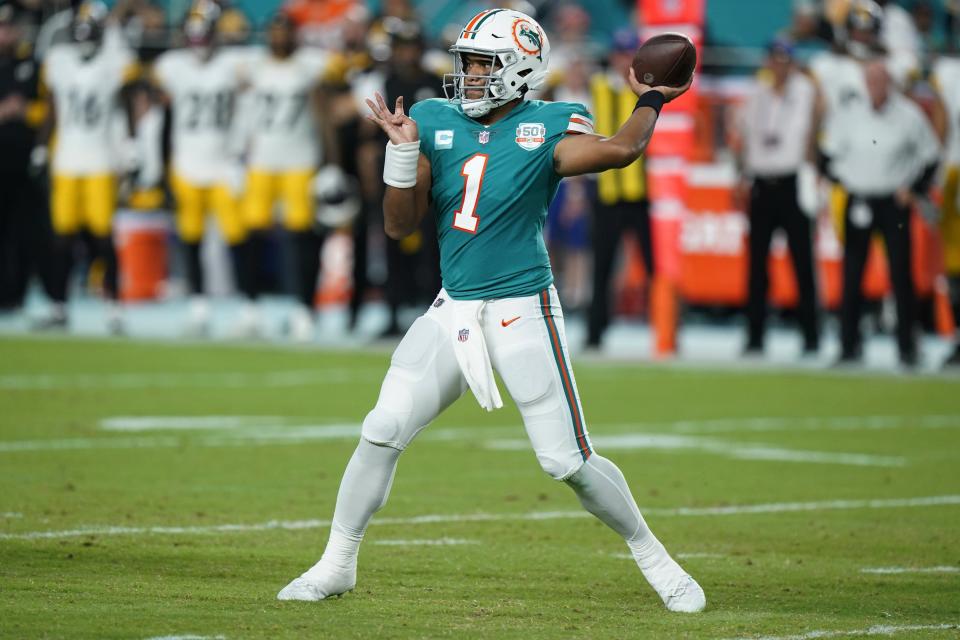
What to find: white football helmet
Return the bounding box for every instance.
[444,8,550,118]
[313,165,360,229]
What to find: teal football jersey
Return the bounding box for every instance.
[410,98,592,300]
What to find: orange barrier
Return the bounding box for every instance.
[639,0,706,356]
[676,181,947,310]
[113,211,170,302]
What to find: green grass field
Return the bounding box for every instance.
[1,336,958,639]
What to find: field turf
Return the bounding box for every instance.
[1,336,958,639]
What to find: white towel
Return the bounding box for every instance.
[450,300,503,411]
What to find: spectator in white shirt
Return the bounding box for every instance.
[738,40,820,356]
[823,58,940,367]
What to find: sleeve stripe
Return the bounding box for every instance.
[565,121,594,135]
[569,115,593,126]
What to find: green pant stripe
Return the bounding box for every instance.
[539,290,590,460]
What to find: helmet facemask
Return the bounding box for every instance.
[73,1,107,59]
[444,48,528,118]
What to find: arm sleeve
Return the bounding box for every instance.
[910,106,941,194]
[42,50,61,91]
[152,54,170,91]
[563,103,595,135]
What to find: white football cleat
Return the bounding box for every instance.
[277,558,356,601]
[230,302,263,340]
[185,297,210,338]
[660,574,706,613]
[288,306,315,343]
[640,551,706,613]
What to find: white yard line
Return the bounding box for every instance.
[100,416,289,432]
[1,512,23,519]
[371,538,478,546]
[487,434,906,467]
[658,415,960,434]
[0,413,952,456]
[3,495,958,541]
[610,551,725,560]
[0,370,377,390]
[861,566,960,575]
[145,635,227,640]
[722,623,959,640]
[0,425,530,454]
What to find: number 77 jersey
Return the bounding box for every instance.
[410,98,594,301]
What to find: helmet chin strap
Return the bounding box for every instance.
[461,100,494,118]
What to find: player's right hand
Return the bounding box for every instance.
[365,92,419,145]
[628,67,693,104]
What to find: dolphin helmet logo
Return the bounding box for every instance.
[512,19,543,60]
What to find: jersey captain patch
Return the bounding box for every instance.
[515,122,546,150]
[435,129,454,149]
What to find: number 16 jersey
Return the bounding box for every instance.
[411,98,594,301]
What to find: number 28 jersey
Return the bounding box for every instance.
[411,98,594,301]
[153,48,255,185]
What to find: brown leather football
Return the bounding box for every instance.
[631,33,697,88]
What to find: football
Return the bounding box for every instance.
[632,32,697,88]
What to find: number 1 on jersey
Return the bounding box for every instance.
[452,153,488,234]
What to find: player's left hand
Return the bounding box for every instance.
[628,67,693,103]
[365,92,419,145]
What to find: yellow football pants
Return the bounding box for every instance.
[51,173,116,238]
[941,166,960,275]
[170,174,246,245]
[243,169,314,232]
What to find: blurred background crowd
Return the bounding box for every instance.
[1,0,960,370]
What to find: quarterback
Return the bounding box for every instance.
[278,9,705,613]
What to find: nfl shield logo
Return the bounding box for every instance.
[458,328,470,342]
[478,130,490,144]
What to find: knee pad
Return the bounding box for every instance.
[537,451,586,481]
[360,405,409,450]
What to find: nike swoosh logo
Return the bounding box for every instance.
[501,316,521,327]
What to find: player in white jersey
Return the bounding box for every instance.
[153,0,258,337]
[239,12,328,341]
[35,1,134,333]
[931,55,960,366]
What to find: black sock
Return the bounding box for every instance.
[182,241,203,295]
[92,235,119,300]
[229,239,257,301]
[949,276,960,325]
[292,230,321,309]
[49,233,76,304]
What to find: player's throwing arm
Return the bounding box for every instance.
[552,68,692,177]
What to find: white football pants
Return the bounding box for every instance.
[361,285,592,479]
[323,286,660,573]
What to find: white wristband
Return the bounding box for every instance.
[383,140,420,189]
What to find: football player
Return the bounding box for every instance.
[277,10,705,613]
[239,11,328,342]
[153,0,259,337]
[35,1,134,333]
[931,54,960,367]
